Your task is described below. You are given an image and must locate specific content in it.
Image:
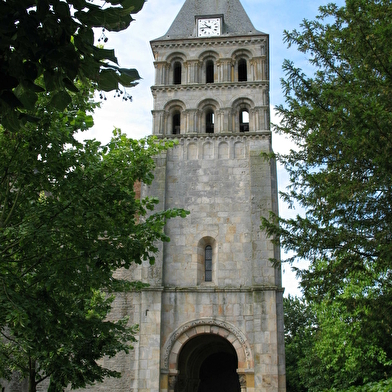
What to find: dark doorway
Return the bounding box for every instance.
[175,334,240,392]
[198,352,240,392]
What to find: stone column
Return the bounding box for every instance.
[163,111,170,135]
[218,108,231,133]
[185,60,200,84]
[251,107,267,131]
[152,110,165,135]
[215,109,224,133]
[154,61,170,85]
[230,108,237,133]
[168,373,178,392]
[185,109,199,134]
[238,373,247,392]
[250,57,264,81]
[250,108,257,132]
[217,58,233,82]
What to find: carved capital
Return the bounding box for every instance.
[168,375,177,389]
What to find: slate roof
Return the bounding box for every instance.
[152,0,264,41]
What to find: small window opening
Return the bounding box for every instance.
[206,111,214,134]
[239,110,249,132]
[172,112,181,134]
[238,59,247,82]
[173,62,181,84]
[206,60,214,83]
[205,245,212,282]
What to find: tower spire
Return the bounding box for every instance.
[154,0,263,41]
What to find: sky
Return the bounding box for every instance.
[82,0,345,297]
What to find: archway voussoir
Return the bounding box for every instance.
[210,325,220,335]
[185,327,198,338]
[196,325,207,334]
[226,332,237,343]
[177,333,188,345]
[217,327,231,338]
[232,338,242,351]
[172,340,182,354]
[169,353,177,369]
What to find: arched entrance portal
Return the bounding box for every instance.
[161,318,254,392]
[175,335,241,392]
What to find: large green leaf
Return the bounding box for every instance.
[97,69,119,92]
[92,47,118,64]
[14,85,38,111]
[49,91,72,110]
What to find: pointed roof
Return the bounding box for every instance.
[152,0,264,41]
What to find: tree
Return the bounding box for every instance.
[0,82,187,391]
[0,0,145,131]
[261,0,392,388]
[0,2,188,390]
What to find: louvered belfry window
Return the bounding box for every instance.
[205,245,212,282]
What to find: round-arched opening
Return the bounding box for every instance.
[173,62,182,84]
[239,109,249,132]
[206,60,214,83]
[175,334,240,392]
[204,245,212,282]
[238,58,247,82]
[173,111,181,134]
[206,110,214,134]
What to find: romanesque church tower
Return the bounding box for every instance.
[130,1,286,391]
[84,1,286,392]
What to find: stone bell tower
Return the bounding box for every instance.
[136,0,286,391]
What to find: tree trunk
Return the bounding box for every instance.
[28,357,36,392]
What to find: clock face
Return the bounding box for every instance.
[198,18,221,37]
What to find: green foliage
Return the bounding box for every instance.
[0,0,145,131]
[261,0,392,389]
[284,295,317,392]
[328,378,392,392]
[0,85,188,391]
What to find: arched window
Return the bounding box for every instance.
[206,60,214,83]
[205,245,212,282]
[206,111,214,134]
[172,112,181,134]
[239,109,249,132]
[238,58,247,82]
[173,62,181,84]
